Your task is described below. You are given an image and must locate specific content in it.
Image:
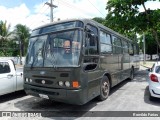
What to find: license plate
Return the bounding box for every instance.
[39,94,49,99]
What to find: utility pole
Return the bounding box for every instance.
[45,0,58,22]
[143,32,146,64]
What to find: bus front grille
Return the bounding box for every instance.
[31,88,59,96]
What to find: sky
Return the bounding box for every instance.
[0,0,160,30]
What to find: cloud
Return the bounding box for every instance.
[0,0,107,30]
[53,0,107,20]
[0,4,30,29]
[29,0,107,29]
[139,1,160,12]
[1,0,159,31]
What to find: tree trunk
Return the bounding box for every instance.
[19,40,22,65]
[150,54,152,60]
[152,29,160,48]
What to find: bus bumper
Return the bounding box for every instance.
[24,83,88,105]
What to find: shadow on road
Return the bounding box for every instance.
[14,95,100,117]
[132,69,149,82]
[110,79,130,95]
[13,79,134,118]
[13,68,157,118]
[13,78,135,118]
[0,90,26,103]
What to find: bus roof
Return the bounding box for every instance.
[33,18,135,44]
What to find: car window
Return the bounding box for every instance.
[155,66,160,73]
[0,62,11,74]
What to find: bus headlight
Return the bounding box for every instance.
[65,81,70,87]
[26,78,29,82]
[30,79,32,83]
[58,81,63,86]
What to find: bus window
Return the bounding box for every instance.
[100,31,111,44]
[85,24,98,55]
[112,36,122,54]
[134,44,139,55]
[100,30,112,54]
[122,40,129,54]
[112,36,122,47]
[128,42,134,55]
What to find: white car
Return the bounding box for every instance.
[148,62,160,100]
[0,60,23,95]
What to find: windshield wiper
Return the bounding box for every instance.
[30,48,43,69]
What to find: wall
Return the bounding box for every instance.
[0,57,25,65]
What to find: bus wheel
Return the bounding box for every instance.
[98,76,110,101]
[130,68,134,80]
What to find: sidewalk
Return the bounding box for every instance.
[140,61,155,68]
[15,64,24,68]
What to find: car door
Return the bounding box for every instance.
[16,68,24,90]
[0,62,15,95]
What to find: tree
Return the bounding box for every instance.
[105,0,160,46]
[139,32,159,60]
[14,24,30,56]
[0,20,13,55]
[92,17,106,25]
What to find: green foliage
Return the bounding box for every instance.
[0,20,14,56]
[92,17,105,25]
[14,24,30,56]
[0,20,30,57]
[139,32,158,55]
[0,51,5,56]
[105,0,160,52]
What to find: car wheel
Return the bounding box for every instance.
[98,76,110,101]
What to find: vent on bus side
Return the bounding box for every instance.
[83,63,97,71]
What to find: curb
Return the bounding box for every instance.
[140,65,151,69]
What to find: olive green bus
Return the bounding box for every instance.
[24,19,139,105]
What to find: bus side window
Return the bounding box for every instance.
[85,24,99,55]
[112,36,122,54]
[134,44,139,55]
[122,40,129,54]
[128,42,134,55]
[100,30,112,54]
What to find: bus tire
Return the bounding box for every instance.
[98,76,110,101]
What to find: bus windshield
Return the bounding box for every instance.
[26,29,82,67]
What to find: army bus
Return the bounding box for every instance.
[23,19,139,105]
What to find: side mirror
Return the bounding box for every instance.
[148,68,151,72]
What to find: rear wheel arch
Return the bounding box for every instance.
[104,73,112,88]
[130,66,135,80]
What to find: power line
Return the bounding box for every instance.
[28,5,50,28]
[87,0,105,17]
[28,0,49,28]
[45,0,58,22]
[58,0,91,18]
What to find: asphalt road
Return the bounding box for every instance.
[0,66,160,120]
